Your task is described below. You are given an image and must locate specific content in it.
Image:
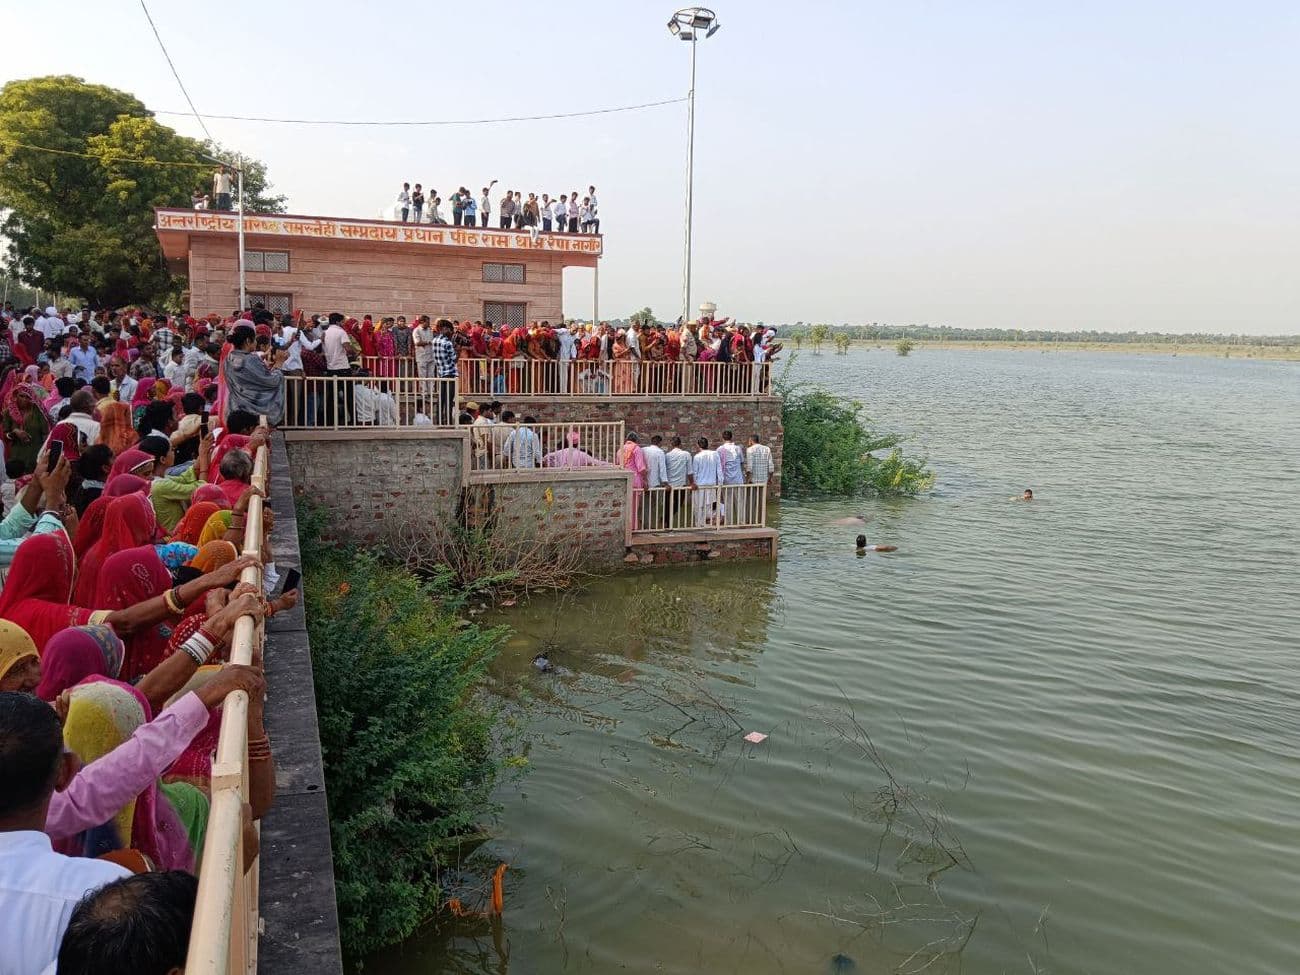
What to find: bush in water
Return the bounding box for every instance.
[298,502,509,958]
[777,369,933,497]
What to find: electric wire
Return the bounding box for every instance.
[137,0,214,143]
[152,96,688,127]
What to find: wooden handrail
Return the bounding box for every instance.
[184,419,271,975]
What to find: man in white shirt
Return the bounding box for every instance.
[641,433,669,529]
[397,182,411,221]
[412,315,436,378]
[502,414,542,469]
[662,435,693,527]
[321,312,353,425]
[555,321,576,393]
[553,196,567,232]
[690,436,723,527]
[37,306,65,342]
[0,692,130,975]
[163,347,187,389]
[108,358,137,404]
[62,391,101,446]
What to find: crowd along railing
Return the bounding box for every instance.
[633,483,770,533]
[282,375,459,430]
[185,424,270,974]
[457,358,773,399]
[468,420,625,473]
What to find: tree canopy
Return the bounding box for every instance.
[0,75,285,307]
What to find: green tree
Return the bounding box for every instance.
[629,306,655,328]
[896,338,915,356]
[809,323,831,353]
[834,332,852,355]
[0,75,282,307]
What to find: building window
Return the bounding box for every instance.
[247,293,293,315]
[484,302,526,329]
[246,250,290,273]
[482,262,525,284]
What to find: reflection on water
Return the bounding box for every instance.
[369,350,1300,975]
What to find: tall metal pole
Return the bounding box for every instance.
[236,161,247,311]
[593,261,600,327]
[682,34,697,326]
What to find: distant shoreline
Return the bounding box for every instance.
[844,340,1300,361]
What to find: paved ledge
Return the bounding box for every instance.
[631,527,778,545]
[259,432,344,975]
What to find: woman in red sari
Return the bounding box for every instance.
[0,531,254,657]
[73,495,113,560]
[93,545,180,681]
[73,493,159,605]
[375,318,397,378]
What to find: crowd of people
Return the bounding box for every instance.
[0,297,780,968]
[0,303,301,974]
[393,181,600,234]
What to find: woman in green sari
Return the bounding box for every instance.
[1,381,52,474]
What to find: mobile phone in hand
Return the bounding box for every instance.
[279,567,301,596]
[46,439,63,473]
[200,413,209,436]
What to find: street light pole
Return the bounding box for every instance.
[236,156,246,311]
[668,7,719,327]
[682,32,697,329]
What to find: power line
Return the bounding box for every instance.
[137,0,214,143]
[153,96,688,127]
[0,140,211,168]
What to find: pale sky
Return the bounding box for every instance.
[3,0,1297,334]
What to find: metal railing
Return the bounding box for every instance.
[185,423,270,975]
[469,420,624,473]
[632,483,770,533]
[456,358,773,398]
[282,375,459,429]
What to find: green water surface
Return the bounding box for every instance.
[371,349,1299,975]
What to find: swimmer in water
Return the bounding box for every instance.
[1016,488,1034,501]
[855,534,898,554]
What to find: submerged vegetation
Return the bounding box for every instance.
[777,367,933,497]
[298,503,510,960]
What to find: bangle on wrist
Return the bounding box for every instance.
[163,587,185,614]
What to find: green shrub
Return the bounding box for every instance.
[777,369,933,497]
[896,338,916,356]
[298,504,509,959]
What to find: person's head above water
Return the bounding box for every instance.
[855,534,867,549]
[1023,489,1034,500]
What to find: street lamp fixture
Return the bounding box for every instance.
[200,151,247,312]
[666,7,720,326]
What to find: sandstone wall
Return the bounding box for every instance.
[283,430,466,546]
[188,236,565,321]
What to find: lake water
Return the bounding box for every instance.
[371,349,1300,975]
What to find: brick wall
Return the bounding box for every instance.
[489,398,785,496]
[283,431,465,546]
[188,236,566,321]
[484,470,631,570]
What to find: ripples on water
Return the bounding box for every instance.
[370,350,1300,975]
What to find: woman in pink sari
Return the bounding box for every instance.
[375,318,397,378]
[620,433,648,531]
[611,331,635,395]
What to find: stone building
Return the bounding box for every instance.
[153,207,601,322]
